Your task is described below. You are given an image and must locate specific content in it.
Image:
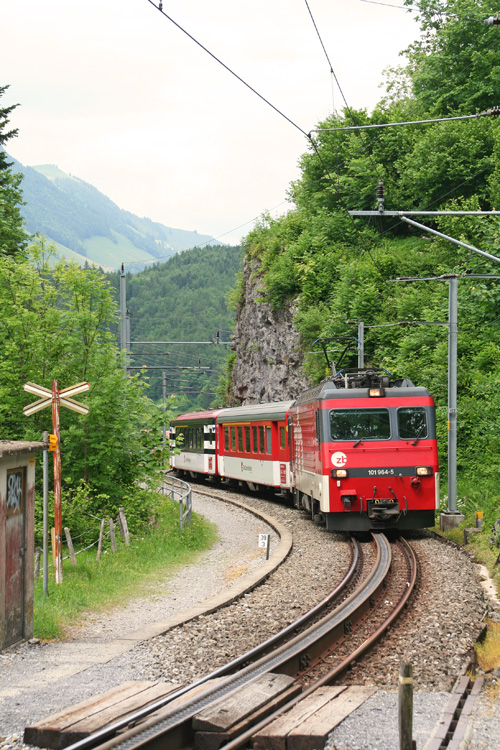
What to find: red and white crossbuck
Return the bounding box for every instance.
[23,380,90,583]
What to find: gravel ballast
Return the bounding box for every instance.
[0,487,497,750]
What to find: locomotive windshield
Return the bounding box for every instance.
[397,407,428,440]
[330,408,391,441]
[329,406,430,442]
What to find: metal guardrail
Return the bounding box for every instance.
[161,473,192,531]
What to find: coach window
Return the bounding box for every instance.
[245,426,251,452]
[252,426,258,453]
[224,427,229,451]
[238,426,244,452]
[330,409,391,441]
[280,426,286,450]
[266,426,272,454]
[398,407,427,440]
[259,425,265,453]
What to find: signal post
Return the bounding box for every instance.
[23,380,89,583]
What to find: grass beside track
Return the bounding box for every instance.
[33,499,218,640]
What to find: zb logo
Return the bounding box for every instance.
[7,472,23,512]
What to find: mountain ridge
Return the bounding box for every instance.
[8,153,222,272]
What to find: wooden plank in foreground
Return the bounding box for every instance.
[195,683,303,750]
[253,686,376,750]
[193,673,297,732]
[24,681,180,749]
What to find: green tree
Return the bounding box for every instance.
[0,85,28,256]
[0,242,169,534]
[403,0,500,115]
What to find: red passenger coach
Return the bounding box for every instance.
[217,401,294,491]
[289,370,439,532]
[169,409,223,478]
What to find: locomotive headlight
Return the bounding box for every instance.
[416,466,433,476]
[331,469,348,478]
[369,387,384,397]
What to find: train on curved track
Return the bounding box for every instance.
[169,368,439,532]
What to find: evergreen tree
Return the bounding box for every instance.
[0,85,28,256]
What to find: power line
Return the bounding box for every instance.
[311,107,500,133]
[146,0,308,138]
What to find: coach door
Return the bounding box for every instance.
[5,468,25,646]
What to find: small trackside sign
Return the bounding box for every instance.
[258,533,269,548]
[258,533,271,559]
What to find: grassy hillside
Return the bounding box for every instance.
[9,155,219,271]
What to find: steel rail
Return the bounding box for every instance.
[72,534,391,750]
[64,536,360,750]
[221,535,418,750]
[312,535,418,683]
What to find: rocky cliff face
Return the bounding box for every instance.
[228,258,310,405]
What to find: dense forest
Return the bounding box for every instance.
[106,244,242,413]
[229,0,500,499]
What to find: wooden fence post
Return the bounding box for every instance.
[34,547,42,579]
[118,507,130,545]
[96,518,106,561]
[398,661,415,750]
[109,518,116,553]
[51,527,57,568]
[64,527,77,566]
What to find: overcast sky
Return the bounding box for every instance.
[3,1,420,246]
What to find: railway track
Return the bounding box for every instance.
[65,529,419,750]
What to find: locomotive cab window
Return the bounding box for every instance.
[330,408,391,441]
[398,407,428,440]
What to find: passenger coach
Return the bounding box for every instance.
[217,401,293,491]
[169,409,223,478]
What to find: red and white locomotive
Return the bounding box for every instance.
[170,369,439,532]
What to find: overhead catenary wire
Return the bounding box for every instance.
[300,0,392,274]
[310,107,500,133]
[143,0,380,273]
[146,0,308,138]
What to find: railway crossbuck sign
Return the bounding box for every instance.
[23,380,90,584]
[23,381,90,417]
